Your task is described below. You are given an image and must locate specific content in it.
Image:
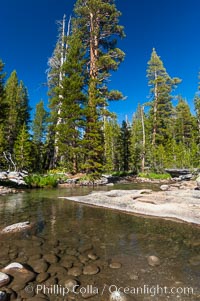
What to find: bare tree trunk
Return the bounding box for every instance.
[152,71,158,146]
[141,106,145,173]
[89,12,99,106]
[53,15,71,167]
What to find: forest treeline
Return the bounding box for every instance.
[0,0,200,175]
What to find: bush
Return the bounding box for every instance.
[138,172,171,180]
[24,174,59,188]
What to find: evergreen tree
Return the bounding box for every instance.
[17,81,31,129]
[74,0,125,174]
[4,70,19,152]
[175,97,195,147]
[119,120,131,171]
[32,100,48,171]
[56,30,86,173]
[14,124,32,171]
[32,100,48,144]
[146,48,181,146]
[0,59,6,124]
[130,105,147,172]
[104,117,120,172]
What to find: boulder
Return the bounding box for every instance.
[196,176,200,188]
[0,222,32,234]
[165,169,190,177]
[0,272,10,287]
[0,173,7,180]
[160,185,169,191]
[1,262,36,284]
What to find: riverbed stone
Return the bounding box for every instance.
[68,267,82,277]
[2,262,36,283]
[0,291,7,301]
[29,259,49,273]
[43,254,58,264]
[79,254,89,264]
[0,222,32,234]
[189,255,200,266]
[78,244,93,253]
[109,262,122,269]
[36,272,50,283]
[0,272,10,287]
[129,273,139,280]
[64,279,79,292]
[109,291,127,301]
[83,264,99,275]
[87,252,98,261]
[147,255,161,267]
[160,185,169,191]
[48,264,67,277]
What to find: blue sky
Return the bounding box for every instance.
[0,0,200,123]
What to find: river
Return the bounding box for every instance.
[0,184,199,300]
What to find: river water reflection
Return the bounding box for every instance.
[0,184,199,300]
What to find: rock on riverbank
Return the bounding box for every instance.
[61,189,200,225]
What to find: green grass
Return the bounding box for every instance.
[138,172,171,180]
[24,174,60,188]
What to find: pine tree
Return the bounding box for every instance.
[56,30,86,173]
[130,105,147,172]
[14,124,32,171]
[17,81,31,130]
[32,100,48,171]
[0,59,6,124]
[4,70,19,152]
[146,48,181,146]
[119,120,131,171]
[74,0,125,174]
[104,117,120,172]
[175,97,195,147]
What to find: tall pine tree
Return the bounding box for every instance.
[146,48,181,146]
[74,0,125,174]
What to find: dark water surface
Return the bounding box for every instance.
[0,184,199,300]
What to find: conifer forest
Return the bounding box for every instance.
[1,0,200,176]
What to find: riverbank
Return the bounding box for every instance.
[61,186,200,225]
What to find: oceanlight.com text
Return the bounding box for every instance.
[24,283,195,298]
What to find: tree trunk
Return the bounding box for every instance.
[141,106,145,172]
[152,71,158,146]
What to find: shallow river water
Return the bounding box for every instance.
[0,184,200,301]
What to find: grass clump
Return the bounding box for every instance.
[24,174,59,188]
[138,172,171,180]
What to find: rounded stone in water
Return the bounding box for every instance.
[109,262,122,269]
[64,279,78,292]
[147,255,160,267]
[0,291,7,301]
[109,291,127,301]
[0,272,10,287]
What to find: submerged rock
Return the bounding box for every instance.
[1,222,32,234]
[109,262,122,269]
[0,272,10,287]
[0,291,7,301]
[83,264,99,275]
[147,255,161,267]
[109,291,127,301]
[2,262,36,284]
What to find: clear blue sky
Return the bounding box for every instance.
[0,0,200,123]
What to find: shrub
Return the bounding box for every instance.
[24,174,59,188]
[138,172,171,180]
